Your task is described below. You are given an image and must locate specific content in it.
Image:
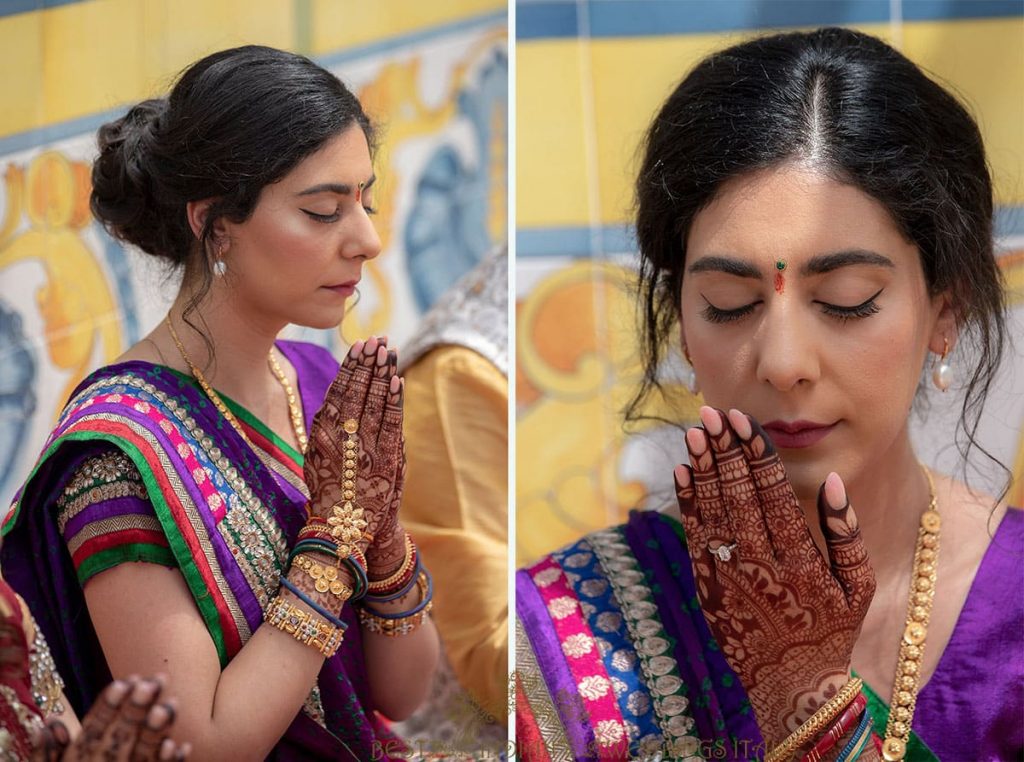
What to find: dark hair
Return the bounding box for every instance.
[90,45,374,334]
[630,27,1008,491]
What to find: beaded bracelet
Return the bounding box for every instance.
[279,576,347,629]
[835,709,873,762]
[765,678,864,762]
[358,571,434,637]
[800,692,867,762]
[264,595,344,657]
[367,534,417,595]
[365,555,422,603]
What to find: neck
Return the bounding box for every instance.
[164,280,285,416]
[800,427,929,582]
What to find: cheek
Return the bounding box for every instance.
[236,213,331,280]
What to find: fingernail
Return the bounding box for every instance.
[51,720,69,745]
[146,704,171,730]
[364,337,378,354]
[349,341,364,357]
[728,409,752,440]
[159,739,175,760]
[131,679,158,704]
[699,406,723,436]
[685,427,707,455]
[376,345,387,366]
[674,465,691,488]
[824,472,847,510]
[105,680,130,706]
[389,376,400,393]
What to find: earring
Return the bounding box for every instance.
[683,345,700,396]
[932,337,952,392]
[213,244,227,277]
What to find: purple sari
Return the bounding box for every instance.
[1,340,402,760]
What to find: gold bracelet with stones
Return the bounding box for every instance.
[264,596,344,658]
[881,466,940,762]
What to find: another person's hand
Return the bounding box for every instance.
[674,407,875,744]
[303,336,405,568]
[32,676,189,762]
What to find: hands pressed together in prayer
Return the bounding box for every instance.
[674,407,876,746]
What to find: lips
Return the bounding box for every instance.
[323,280,359,296]
[762,420,837,449]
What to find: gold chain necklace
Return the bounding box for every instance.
[881,465,939,761]
[165,317,308,454]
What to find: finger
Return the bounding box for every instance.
[104,679,161,762]
[77,679,132,754]
[738,415,822,568]
[674,463,720,598]
[705,407,772,561]
[131,700,176,762]
[313,342,363,428]
[158,739,176,761]
[817,472,876,611]
[685,425,732,541]
[336,339,376,427]
[361,345,391,435]
[378,373,404,450]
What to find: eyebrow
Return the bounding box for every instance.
[296,174,377,197]
[687,249,895,278]
[800,249,894,275]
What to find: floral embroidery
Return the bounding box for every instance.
[578,675,611,700]
[561,633,595,658]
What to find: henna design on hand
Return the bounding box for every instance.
[674,408,876,743]
[303,338,406,567]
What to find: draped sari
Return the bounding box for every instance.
[516,507,1023,761]
[1,340,402,761]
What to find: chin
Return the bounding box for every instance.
[291,311,346,331]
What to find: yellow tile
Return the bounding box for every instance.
[310,0,504,55]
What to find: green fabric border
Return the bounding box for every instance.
[76,544,176,587]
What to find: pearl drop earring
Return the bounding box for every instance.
[932,337,952,392]
[213,243,227,277]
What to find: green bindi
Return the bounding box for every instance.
[775,260,786,271]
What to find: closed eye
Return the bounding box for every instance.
[302,208,340,223]
[700,287,885,324]
[814,288,884,322]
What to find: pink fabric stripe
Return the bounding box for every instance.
[526,555,629,757]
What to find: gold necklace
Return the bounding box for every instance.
[268,349,308,453]
[881,465,939,762]
[165,317,307,454]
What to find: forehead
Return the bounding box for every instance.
[687,163,917,265]
[276,124,373,188]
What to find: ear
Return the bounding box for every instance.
[185,198,230,254]
[927,291,959,356]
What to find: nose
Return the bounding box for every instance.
[344,207,382,261]
[753,302,821,391]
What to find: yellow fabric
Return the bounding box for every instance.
[401,345,508,719]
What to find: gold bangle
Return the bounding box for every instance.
[291,554,354,600]
[766,677,864,762]
[367,534,416,591]
[264,596,344,657]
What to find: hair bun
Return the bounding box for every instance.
[90,98,175,260]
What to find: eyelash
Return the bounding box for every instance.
[701,288,884,324]
[302,206,377,224]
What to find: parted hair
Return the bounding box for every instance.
[629,27,1007,487]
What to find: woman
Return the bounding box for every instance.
[1,45,439,760]
[515,28,1021,761]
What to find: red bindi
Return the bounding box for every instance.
[774,260,786,294]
